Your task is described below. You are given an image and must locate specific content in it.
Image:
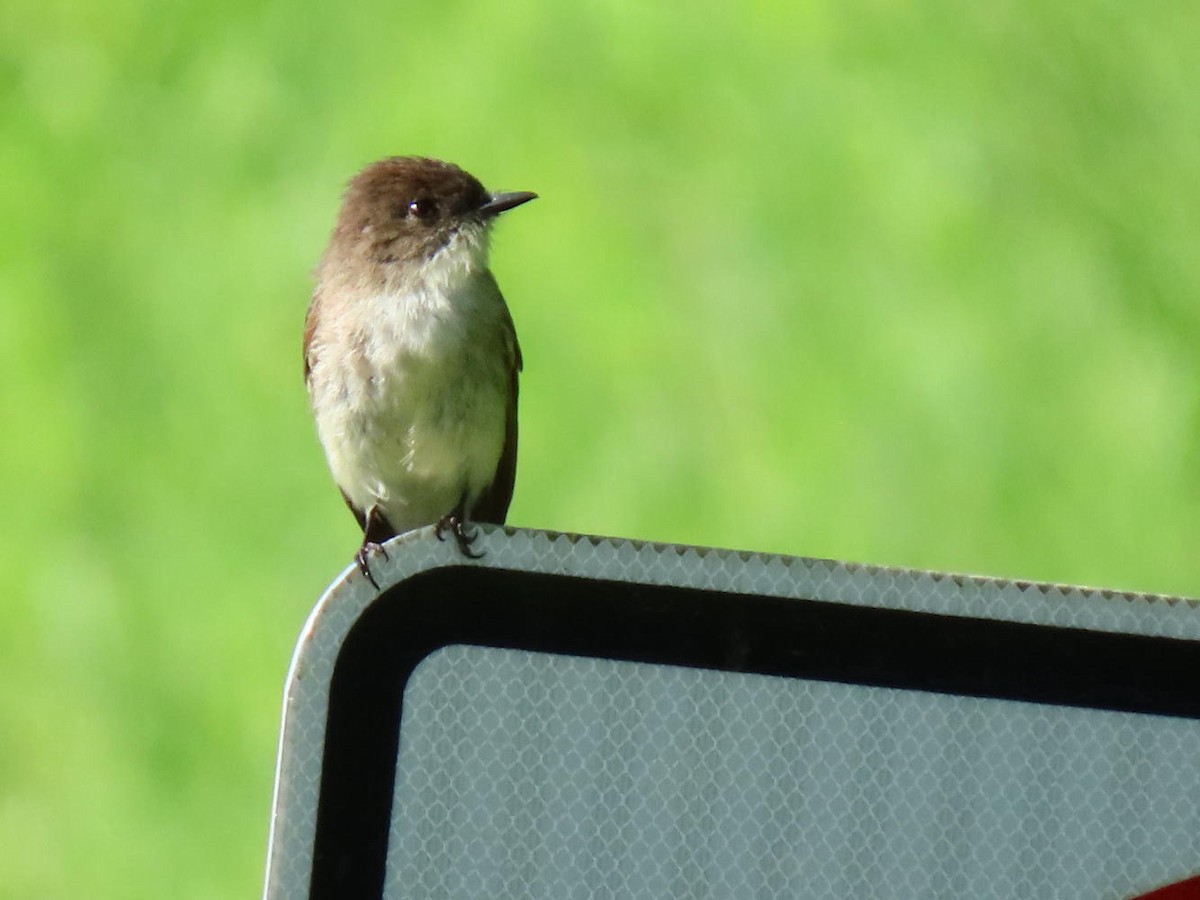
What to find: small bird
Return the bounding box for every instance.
[304,157,536,586]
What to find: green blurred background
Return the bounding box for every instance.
[2,0,1198,896]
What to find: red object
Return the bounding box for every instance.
[1131,874,1200,900]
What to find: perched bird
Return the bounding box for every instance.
[304,157,536,586]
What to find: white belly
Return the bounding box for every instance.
[309,279,513,534]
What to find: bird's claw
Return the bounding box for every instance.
[435,514,484,559]
[355,539,389,589]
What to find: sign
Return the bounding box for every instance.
[264,527,1200,900]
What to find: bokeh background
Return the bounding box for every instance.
[3,0,1199,896]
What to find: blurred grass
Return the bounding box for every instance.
[1,0,1198,896]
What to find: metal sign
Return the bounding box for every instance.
[263,527,1200,900]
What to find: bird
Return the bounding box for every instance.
[303,156,536,587]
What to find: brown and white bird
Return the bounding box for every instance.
[303,157,536,585]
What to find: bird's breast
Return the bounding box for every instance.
[309,278,513,528]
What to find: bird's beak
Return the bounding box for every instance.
[478,191,538,217]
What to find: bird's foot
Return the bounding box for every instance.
[435,513,484,559]
[355,538,389,590]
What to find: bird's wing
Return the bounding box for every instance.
[302,290,321,386]
[472,301,522,525]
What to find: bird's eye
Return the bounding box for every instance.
[408,197,437,220]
